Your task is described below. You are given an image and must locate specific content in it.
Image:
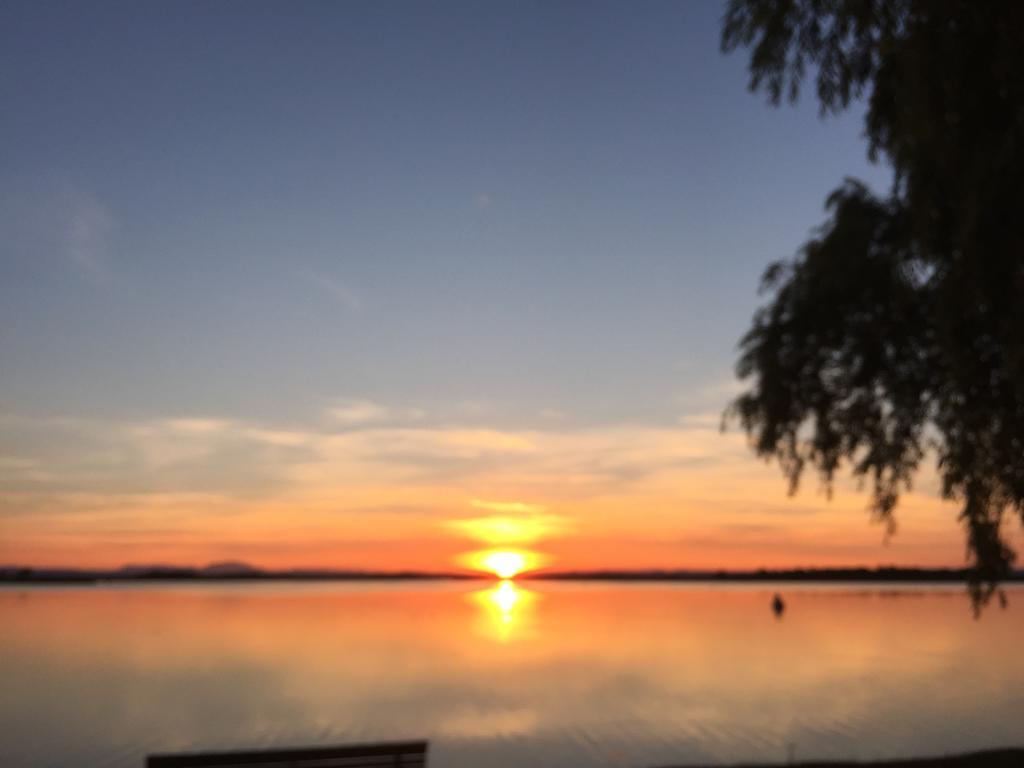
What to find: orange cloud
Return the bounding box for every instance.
[470,499,547,514]
[445,514,568,546]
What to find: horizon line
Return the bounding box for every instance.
[3,563,1023,583]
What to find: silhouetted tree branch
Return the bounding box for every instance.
[722,0,1024,608]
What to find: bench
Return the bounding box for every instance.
[146,740,428,768]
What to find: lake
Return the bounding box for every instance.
[1,581,1022,767]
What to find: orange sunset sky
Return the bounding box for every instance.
[2,403,1001,572]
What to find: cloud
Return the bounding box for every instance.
[65,189,115,279]
[0,408,774,502]
[470,499,547,514]
[461,498,564,546]
[328,400,391,425]
[327,399,425,426]
[0,412,314,498]
[0,176,116,281]
[444,513,570,545]
[674,376,747,419]
[159,418,233,435]
[298,269,362,313]
[1,405,757,513]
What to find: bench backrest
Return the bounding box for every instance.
[146,740,428,768]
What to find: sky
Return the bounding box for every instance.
[0,0,994,572]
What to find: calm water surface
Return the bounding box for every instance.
[2,581,1022,767]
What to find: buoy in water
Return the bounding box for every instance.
[771,593,785,617]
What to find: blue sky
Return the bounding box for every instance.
[4,1,949,571]
[1,0,891,425]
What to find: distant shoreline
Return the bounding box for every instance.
[3,565,1023,585]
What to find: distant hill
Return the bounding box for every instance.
[200,561,263,577]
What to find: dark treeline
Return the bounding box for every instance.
[3,565,1022,584]
[532,568,1024,583]
[0,565,475,583]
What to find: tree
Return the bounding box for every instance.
[721,0,1024,607]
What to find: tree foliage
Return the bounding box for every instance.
[722,0,1024,606]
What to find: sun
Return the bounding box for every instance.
[457,548,547,579]
[482,550,527,579]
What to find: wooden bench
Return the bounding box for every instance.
[146,740,428,768]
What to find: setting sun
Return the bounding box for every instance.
[483,551,527,579]
[458,548,547,579]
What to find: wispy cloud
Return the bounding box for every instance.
[65,189,115,280]
[470,499,546,514]
[674,376,747,420]
[298,268,363,313]
[1,176,116,282]
[327,400,391,425]
[326,399,425,426]
[444,512,570,545]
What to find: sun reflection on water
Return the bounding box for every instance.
[492,579,520,616]
[470,579,538,642]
